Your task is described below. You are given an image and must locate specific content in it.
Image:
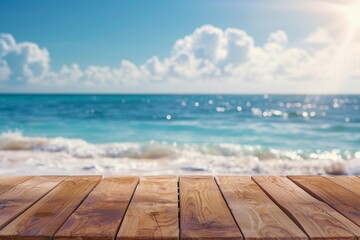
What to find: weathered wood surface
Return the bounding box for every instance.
[180,176,243,240]
[289,176,360,228]
[0,176,65,230]
[325,176,360,196]
[55,176,138,240]
[0,176,31,195]
[0,176,101,240]
[0,175,360,240]
[216,176,307,240]
[117,176,179,240]
[253,176,360,239]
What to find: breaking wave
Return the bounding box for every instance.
[1,131,359,175]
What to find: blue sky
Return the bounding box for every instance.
[0,0,359,93]
[0,0,329,69]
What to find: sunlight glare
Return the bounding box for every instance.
[345,0,360,29]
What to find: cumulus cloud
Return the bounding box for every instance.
[0,33,49,83]
[0,25,359,93]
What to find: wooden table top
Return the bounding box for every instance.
[0,175,360,240]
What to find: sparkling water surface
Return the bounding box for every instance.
[0,94,359,175]
[0,94,359,151]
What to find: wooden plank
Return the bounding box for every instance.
[0,176,32,195]
[253,176,360,240]
[117,176,179,240]
[216,176,307,240]
[289,176,360,228]
[324,176,360,196]
[55,176,138,240]
[0,176,65,230]
[180,176,243,240]
[0,176,101,240]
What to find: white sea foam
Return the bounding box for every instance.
[0,131,359,175]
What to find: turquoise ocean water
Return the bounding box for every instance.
[0,94,359,175]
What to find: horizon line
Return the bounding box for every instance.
[1,92,360,96]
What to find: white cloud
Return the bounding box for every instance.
[305,27,333,44]
[173,25,226,63]
[0,25,359,93]
[0,33,49,83]
[0,59,11,81]
[268,30,288,45]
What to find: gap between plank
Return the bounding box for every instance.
[0,176,32,196]
[177,176,181,240]
[251,176,311,240]
[325,177,360,198]
[50,176,102,240]
[112,177,140,240]
[214,176,245,239]
[0,176,67,231]
[287,176,360,231]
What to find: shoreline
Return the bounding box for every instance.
[0,149,356,176]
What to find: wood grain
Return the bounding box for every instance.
[0,177,32,195]
[180,176,243,240]
[117,176,179,240]
[55,176,138,240]
[324,176,360,196]
[216,176,307,240]
[0,176,65,230]
[289,176,360,228]
[253,176,360,240]
[1,175,360,240]
[0,176,101,240]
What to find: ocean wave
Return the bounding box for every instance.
[0,131,178,159]
[0,131,359,175]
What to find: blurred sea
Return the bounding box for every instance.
[0,94,359,175]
